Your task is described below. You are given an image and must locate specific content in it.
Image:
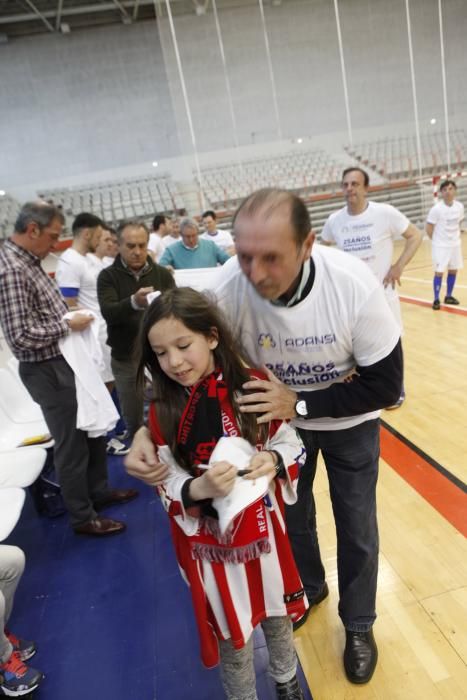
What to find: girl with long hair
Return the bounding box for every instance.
[137,287,307,700]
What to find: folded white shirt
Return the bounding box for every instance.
[59,311,119,437]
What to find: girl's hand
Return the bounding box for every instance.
[243,451,277,483]
[125,427,170,486]
[191,461,237,499]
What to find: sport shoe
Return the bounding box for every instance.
[0,650,43,697]
[114,429,129,441]
[106,438,130,456]
[276,675,304,699]
[4,630,36,662]
[444,295,460,305]
[432,299,441,310]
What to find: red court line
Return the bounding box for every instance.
[380,425,467,537]
[400,295,467,316]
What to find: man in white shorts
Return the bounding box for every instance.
[321,167,423,408]
[426,179,465,309]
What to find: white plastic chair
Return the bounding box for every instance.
[0,447,47,488]
[0,402,53,452]
[0,368,44,423]
[0,488,25,542]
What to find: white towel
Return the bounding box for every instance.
[59,311,119,437]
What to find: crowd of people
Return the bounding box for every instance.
[0,171,463,698]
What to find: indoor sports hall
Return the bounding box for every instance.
[0,1,466,699]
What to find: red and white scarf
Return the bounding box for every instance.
[178,371,270,564]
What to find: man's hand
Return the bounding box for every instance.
[66,312,94,332]
[243,451,277,483]
[190,461,237,499]
[133,286,155,308]
[237,367,297,424]
[124,426,169,486]
[383,263,403,289]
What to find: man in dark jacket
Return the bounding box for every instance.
[97,221,175,438]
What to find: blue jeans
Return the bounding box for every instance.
[285,419,380,632]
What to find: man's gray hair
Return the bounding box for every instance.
[179,217,199,235]
[15,201,65,234]
[116,220,149,243]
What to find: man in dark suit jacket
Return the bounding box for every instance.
[97,221,175,438]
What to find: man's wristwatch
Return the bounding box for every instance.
[295,397,309,418]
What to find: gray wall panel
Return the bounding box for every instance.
[0,0,466,191]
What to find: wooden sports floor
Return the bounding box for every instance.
[296,236,467,699]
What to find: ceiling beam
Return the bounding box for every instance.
[0,0,155,25]
[22,0,55,31]
[110,0,132,21]
[55,0,64,30]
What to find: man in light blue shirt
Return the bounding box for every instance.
[159,217,229,269]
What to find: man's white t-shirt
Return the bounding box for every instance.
[200,229,234,252]
[321,201,408,300]
[426,200,464,247]
[86,252,105,275]
[321,202,409,282]
[148,232,164,261]
[56,248,101,317]
[160,235,180,251]
[216,246,400,431]
[56,250,114,382]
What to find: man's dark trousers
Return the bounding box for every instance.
[19,357,110,528]
[285,418,380,631]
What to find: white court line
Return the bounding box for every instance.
[403,276,467,289]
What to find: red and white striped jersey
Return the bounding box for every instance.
[149,396,308,668]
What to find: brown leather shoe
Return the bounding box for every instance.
[94,489,139,511]
[74,517,126,536]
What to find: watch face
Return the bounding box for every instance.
[296,399,308,417]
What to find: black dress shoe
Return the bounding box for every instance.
[343,628,378,684]
[74,517,126,536]
[94,488,139,511]
[293,582,329,631]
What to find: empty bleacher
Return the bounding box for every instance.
[38,174,186,228]
[198,149,357,209]
[0,193,21,239]
[346,130,467,180]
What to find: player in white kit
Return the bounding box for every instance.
[426,179,464,310]
[321,167,423,408]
